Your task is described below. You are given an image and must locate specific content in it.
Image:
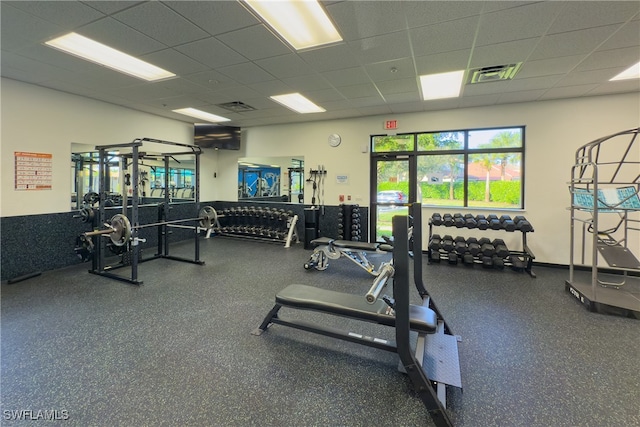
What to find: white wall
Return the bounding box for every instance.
[2,77,639,264]
[1,78,192,216]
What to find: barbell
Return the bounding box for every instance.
[82,206,218,247]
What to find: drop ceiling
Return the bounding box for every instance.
[2,1,639,128]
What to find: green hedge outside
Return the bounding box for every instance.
[378,181,520,204]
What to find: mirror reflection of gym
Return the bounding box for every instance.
[238,157,304,203]
[71,143,196,210]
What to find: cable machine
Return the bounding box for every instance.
[566,127,640,318]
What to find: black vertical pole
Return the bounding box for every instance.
[194,150,201,262]
[131,144,139,284]
[164,155,171,256]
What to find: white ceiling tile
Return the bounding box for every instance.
[469,38,539,68]
[403,1,484,28]
[248,80,293,96]
[529,25,623,61]
[82,1,145,16]
[1,4,64,44]
[349,31,413,65]
[8,1,104,28]
[496,89,546,104]
[409,16,479,57]
[414,50,471,75]
[298,43,360,72]
[547,1,640,35]
[459,94,500,108]
[281,75,332,92]
[365,58,415,82]
[217,24,291,60]
[304,88,346,103]
[112,2,209,46]
[321,66,371,87]
[163,1,259,36]
[216,62,275,85]
[326,1,409,41]
[357,105,393,116]
[349,96,386,108]
[599,19,640,50]
[516,55,587,79]
[182,70,242,90]
[391,101,428,113]
[384,92,422,104]
[557,68,632,86]
[141,49,209,76]
[576,47,640,72]
[462,80,513,97]
[539,84,600,100]
[507,75,565,92]
[475,2,565,46]
[176,37,247,69]
[255,54,315,79]
[375,78,419,96]
[336,83,380,98]
[587,79,640,95]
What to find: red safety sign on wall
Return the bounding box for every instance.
[384,120,398,130]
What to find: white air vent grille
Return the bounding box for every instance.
[468,63,523,84]
[217,101,256,112]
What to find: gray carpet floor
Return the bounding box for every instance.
[1,236,639,427]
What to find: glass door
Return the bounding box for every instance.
[371,156,412,242]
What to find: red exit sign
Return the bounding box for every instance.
[384,120,398,130]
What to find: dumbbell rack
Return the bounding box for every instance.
[428,213,536,277]
[337,204,362,241]
[213,206,299,247]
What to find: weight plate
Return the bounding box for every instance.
[109,214,131,246]
[199,206,217,230]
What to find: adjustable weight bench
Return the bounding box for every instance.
[253,283,438,338]
[303,237,393,276]
[255,210,461,427]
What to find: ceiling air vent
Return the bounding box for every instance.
[468,63,523,84]
[216,101,256,112]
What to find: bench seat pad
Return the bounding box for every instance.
[275,284,436,334]
[332,240,380,251]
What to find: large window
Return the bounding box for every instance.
[372,126,524,209]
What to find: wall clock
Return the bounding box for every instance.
[328,133,341,147]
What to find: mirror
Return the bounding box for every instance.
[71,143,196,210]
[238,156,304,203]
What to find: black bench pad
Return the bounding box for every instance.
[275,284,437,334]
[311,237,334,246]
[332,240,380,251]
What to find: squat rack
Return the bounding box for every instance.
[90,137,205,285]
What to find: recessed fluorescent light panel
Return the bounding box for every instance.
[45,32,175,82]
[242,0,342,50]
[420,70,465,100]
[610,61,640,81]
[172,108,230,123]
[270,93,326,114]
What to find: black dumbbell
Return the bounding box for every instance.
[481,256,493,268]
[443,214,455,227]
[430,250,441,263]
[454,216,466,228]
[493,239,509,258]
[479,237,495,257]
[447,252,458,265]
[500,215,516,231]
[462,253,475,265]
[441,235,454,252]
[516,220,533,232]
[429,234,442,251]
[467,237,481,256]
[492,256,505,269]
[431,213,443,226]
[465,216,477,228]
[488,214,501,230]
[454,236,467,254]
[476,215,489,230]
